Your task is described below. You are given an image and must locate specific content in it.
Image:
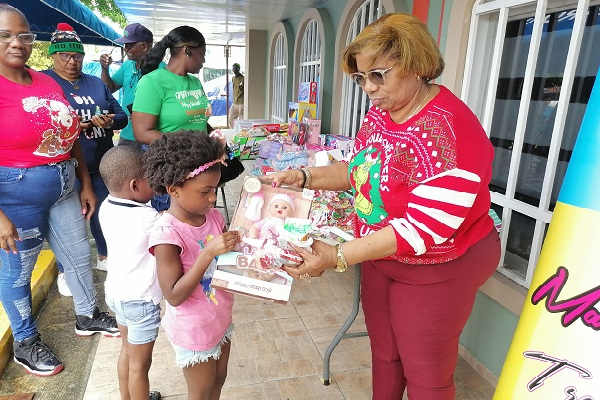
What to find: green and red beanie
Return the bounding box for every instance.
[48,23,84,55]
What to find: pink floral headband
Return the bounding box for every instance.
[186,158,224,179]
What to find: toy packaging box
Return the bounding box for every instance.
[231,135,268,159]
[288,102,317,122]
[211,177,315,303]
[303,118,321,144]
[298,81,318,104]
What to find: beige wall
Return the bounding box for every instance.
[245,29,268,119]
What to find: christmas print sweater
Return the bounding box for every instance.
[347,85,494,265]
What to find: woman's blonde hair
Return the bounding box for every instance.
[342,13,444,82]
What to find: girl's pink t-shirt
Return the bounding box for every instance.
[149,209,234,351]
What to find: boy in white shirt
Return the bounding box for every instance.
[99,146,162,400]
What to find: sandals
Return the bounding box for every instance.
[149,391,161,400]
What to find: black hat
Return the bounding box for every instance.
[48,23,84,55]
[115,23,153,44]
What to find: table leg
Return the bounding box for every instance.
[322,264,368,385]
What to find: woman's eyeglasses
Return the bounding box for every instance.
[350,60,401,87]
[58,53,84,63]
[0,31,36,45]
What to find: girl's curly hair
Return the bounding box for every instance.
[143,130,225,194]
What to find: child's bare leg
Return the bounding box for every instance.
[128,340,156,400]
[182,359,217,400]
[182,341,231,400]
[212,341,231,400]
[117,324,131,400]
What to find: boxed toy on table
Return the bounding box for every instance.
[231,126,272,160]
[288,102,317,122]
[298,81,318,104]
[303,118,321,144]
[323,134,354,155]
[211,177,316,303]
[233,119,270,133]
[288,119,308,145]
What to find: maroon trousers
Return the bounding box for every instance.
[361,230,500,399]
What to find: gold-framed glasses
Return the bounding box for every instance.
[58,53,84,63]
[0,31,36,45]
[350,60,400,87]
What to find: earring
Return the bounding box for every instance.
[185,47,191,58]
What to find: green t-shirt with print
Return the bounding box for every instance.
[133,68,209,133]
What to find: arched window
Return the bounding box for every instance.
[298,20,321,111]
[339,0,386,138]
[271,33,287,123]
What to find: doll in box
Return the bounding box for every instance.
[246,193,296,242]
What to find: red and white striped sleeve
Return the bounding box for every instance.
[389,168,481,256]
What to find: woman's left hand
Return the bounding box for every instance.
[284,240,337,279]
[79,185,97,221]
[90,113,115,129]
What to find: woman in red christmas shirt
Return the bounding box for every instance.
[265,13,500,400]
[0,4,118,377]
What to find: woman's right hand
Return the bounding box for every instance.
[0,210,20,254]
[262,169,305,188]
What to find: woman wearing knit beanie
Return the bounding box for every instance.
[42,24,127,295]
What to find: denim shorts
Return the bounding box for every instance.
[171,323,234,368]
[106,298,161,345]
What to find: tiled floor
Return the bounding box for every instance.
[82,165,496,400]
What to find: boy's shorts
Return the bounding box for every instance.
[106,297,161,345]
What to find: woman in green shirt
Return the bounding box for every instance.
[132,25,210,143]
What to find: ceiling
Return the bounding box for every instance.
[113,0,324,45]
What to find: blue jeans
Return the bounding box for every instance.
[57,171,108,273]
[0,160,97,341]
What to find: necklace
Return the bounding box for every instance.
[403,84,431,122]
[53,69,80,89]
[68,78,80,90]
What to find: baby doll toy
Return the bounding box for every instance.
[238,183,312,273]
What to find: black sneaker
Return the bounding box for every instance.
[75,307,120,337]
[13,334,64,376]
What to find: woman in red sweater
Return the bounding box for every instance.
[265,13,500,400]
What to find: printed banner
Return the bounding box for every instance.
[493,70,600,398]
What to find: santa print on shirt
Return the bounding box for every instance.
[348,86,493,265]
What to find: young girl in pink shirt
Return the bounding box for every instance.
[145,130,240,398]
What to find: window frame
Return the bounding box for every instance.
[338,0,386,138]
[270,33,288,124]
[463,0,596,287]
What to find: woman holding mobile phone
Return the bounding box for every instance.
[42,23,127,281]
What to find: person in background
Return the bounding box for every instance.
[0,4,118,377]
[132,25,210,212]
[100,23,161,148]
[43,23,128,274]
[227,62,244,129]
[99,146,162,400]
[264,13,500,400]
[145,131,240,399]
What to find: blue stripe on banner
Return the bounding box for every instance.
[557,68,600,212]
